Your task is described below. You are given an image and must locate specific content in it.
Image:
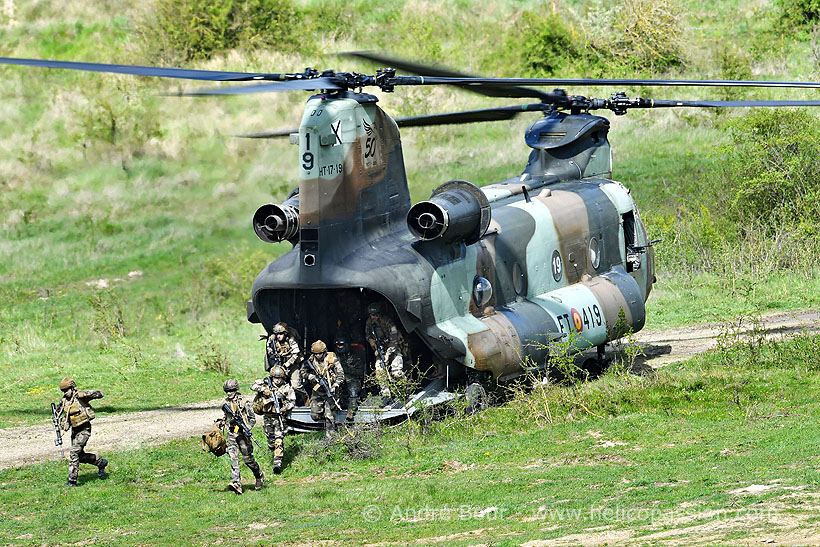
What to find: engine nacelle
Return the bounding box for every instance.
[253,191,300,244]
[407,180,491,246]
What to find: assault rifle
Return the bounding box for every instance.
[50,402,64,459]
[266,336,284,372]
[369,325,389,366]
[263,376,286,431]
[221,403,262,448]
[304,358,342,411]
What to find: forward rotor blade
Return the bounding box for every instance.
[0,56,289,81]
[175,78,344,95]
[236,128,298,138]
[342,51,555,101]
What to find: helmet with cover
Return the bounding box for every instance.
[270,365,286,384]
[59,377,76,392]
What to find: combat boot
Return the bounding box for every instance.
[228,482,243,495]
[346,409,355,423]
[97,458,108,478]
[65,480,77,487]
[254,471,265,491]
[273,460,282,475]
[325,420,336,440]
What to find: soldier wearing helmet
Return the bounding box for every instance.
[365,302,407,403]
[335,336,366,422]
[54,377,107,486]
[263,322,304,395]
[250,365,295,474]
[302,340,345,438]
[218,378,263,494]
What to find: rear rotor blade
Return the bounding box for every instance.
[395,104,549,127]
[649,99,820,108]
[344,51,554,101]
[0,56,289,81]
[391,76,820,93]
[234,104,550,138]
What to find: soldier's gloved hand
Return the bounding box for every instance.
[313,384,321,392]
[263,389,272,397]
[259,333,268,341]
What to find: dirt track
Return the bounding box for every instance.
[3,310,818,471]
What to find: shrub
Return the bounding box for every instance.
[582,0,683,73]
[720,108,820,226]
[71,79,162,156]
[509,10,579,76]
[145,0,299,62]
[774,0,820,28]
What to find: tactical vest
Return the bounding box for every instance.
[62,394,96,428]
[313,352,339,383]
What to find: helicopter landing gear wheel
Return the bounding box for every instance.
[465,369,491,414]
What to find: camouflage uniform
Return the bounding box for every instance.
[365,305,406,398]
[265,325,303,391]
[335,337,366,422]
[56,378,107,486]
[302,341,344,438]
[220,380,263,494]
[250,368,295,474]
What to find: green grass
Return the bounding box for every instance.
[2,0,820,421]
[2,1,820,542]
[4,334,820,545]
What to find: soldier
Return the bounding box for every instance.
[218,379,264,495]
[250,365,295,474]
[302,340,344,438]
[55,377,108,487]
[335,336,366,422]
[264,323,304,392]
[365,303,406,402]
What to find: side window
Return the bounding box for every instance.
[622,211,638,273]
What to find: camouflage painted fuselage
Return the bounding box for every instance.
[249,92,654,380]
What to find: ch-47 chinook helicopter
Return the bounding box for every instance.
[5,52,820,425]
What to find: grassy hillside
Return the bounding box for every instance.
[3,0,820,422]
[3,0,820,544]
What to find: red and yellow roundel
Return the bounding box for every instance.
[570,308,583,332]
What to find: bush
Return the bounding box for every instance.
[71,79,162,156]
[582,0,683,73]
[145,0,299,62]
[774,0,820,28]
[720,109,820,226]
[508,11,579,76]
[192,247,270,308]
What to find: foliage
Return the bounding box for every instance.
[71,78,163,157]
[508,10,579,76]
[195,338,232,375]
[144,0,299,61]
[582,0,684,73]
[774,0,820,28]
[720,109,820,226]
[88,290,127,345]
[194,247,270,307]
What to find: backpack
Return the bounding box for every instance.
[201,424,227,457]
